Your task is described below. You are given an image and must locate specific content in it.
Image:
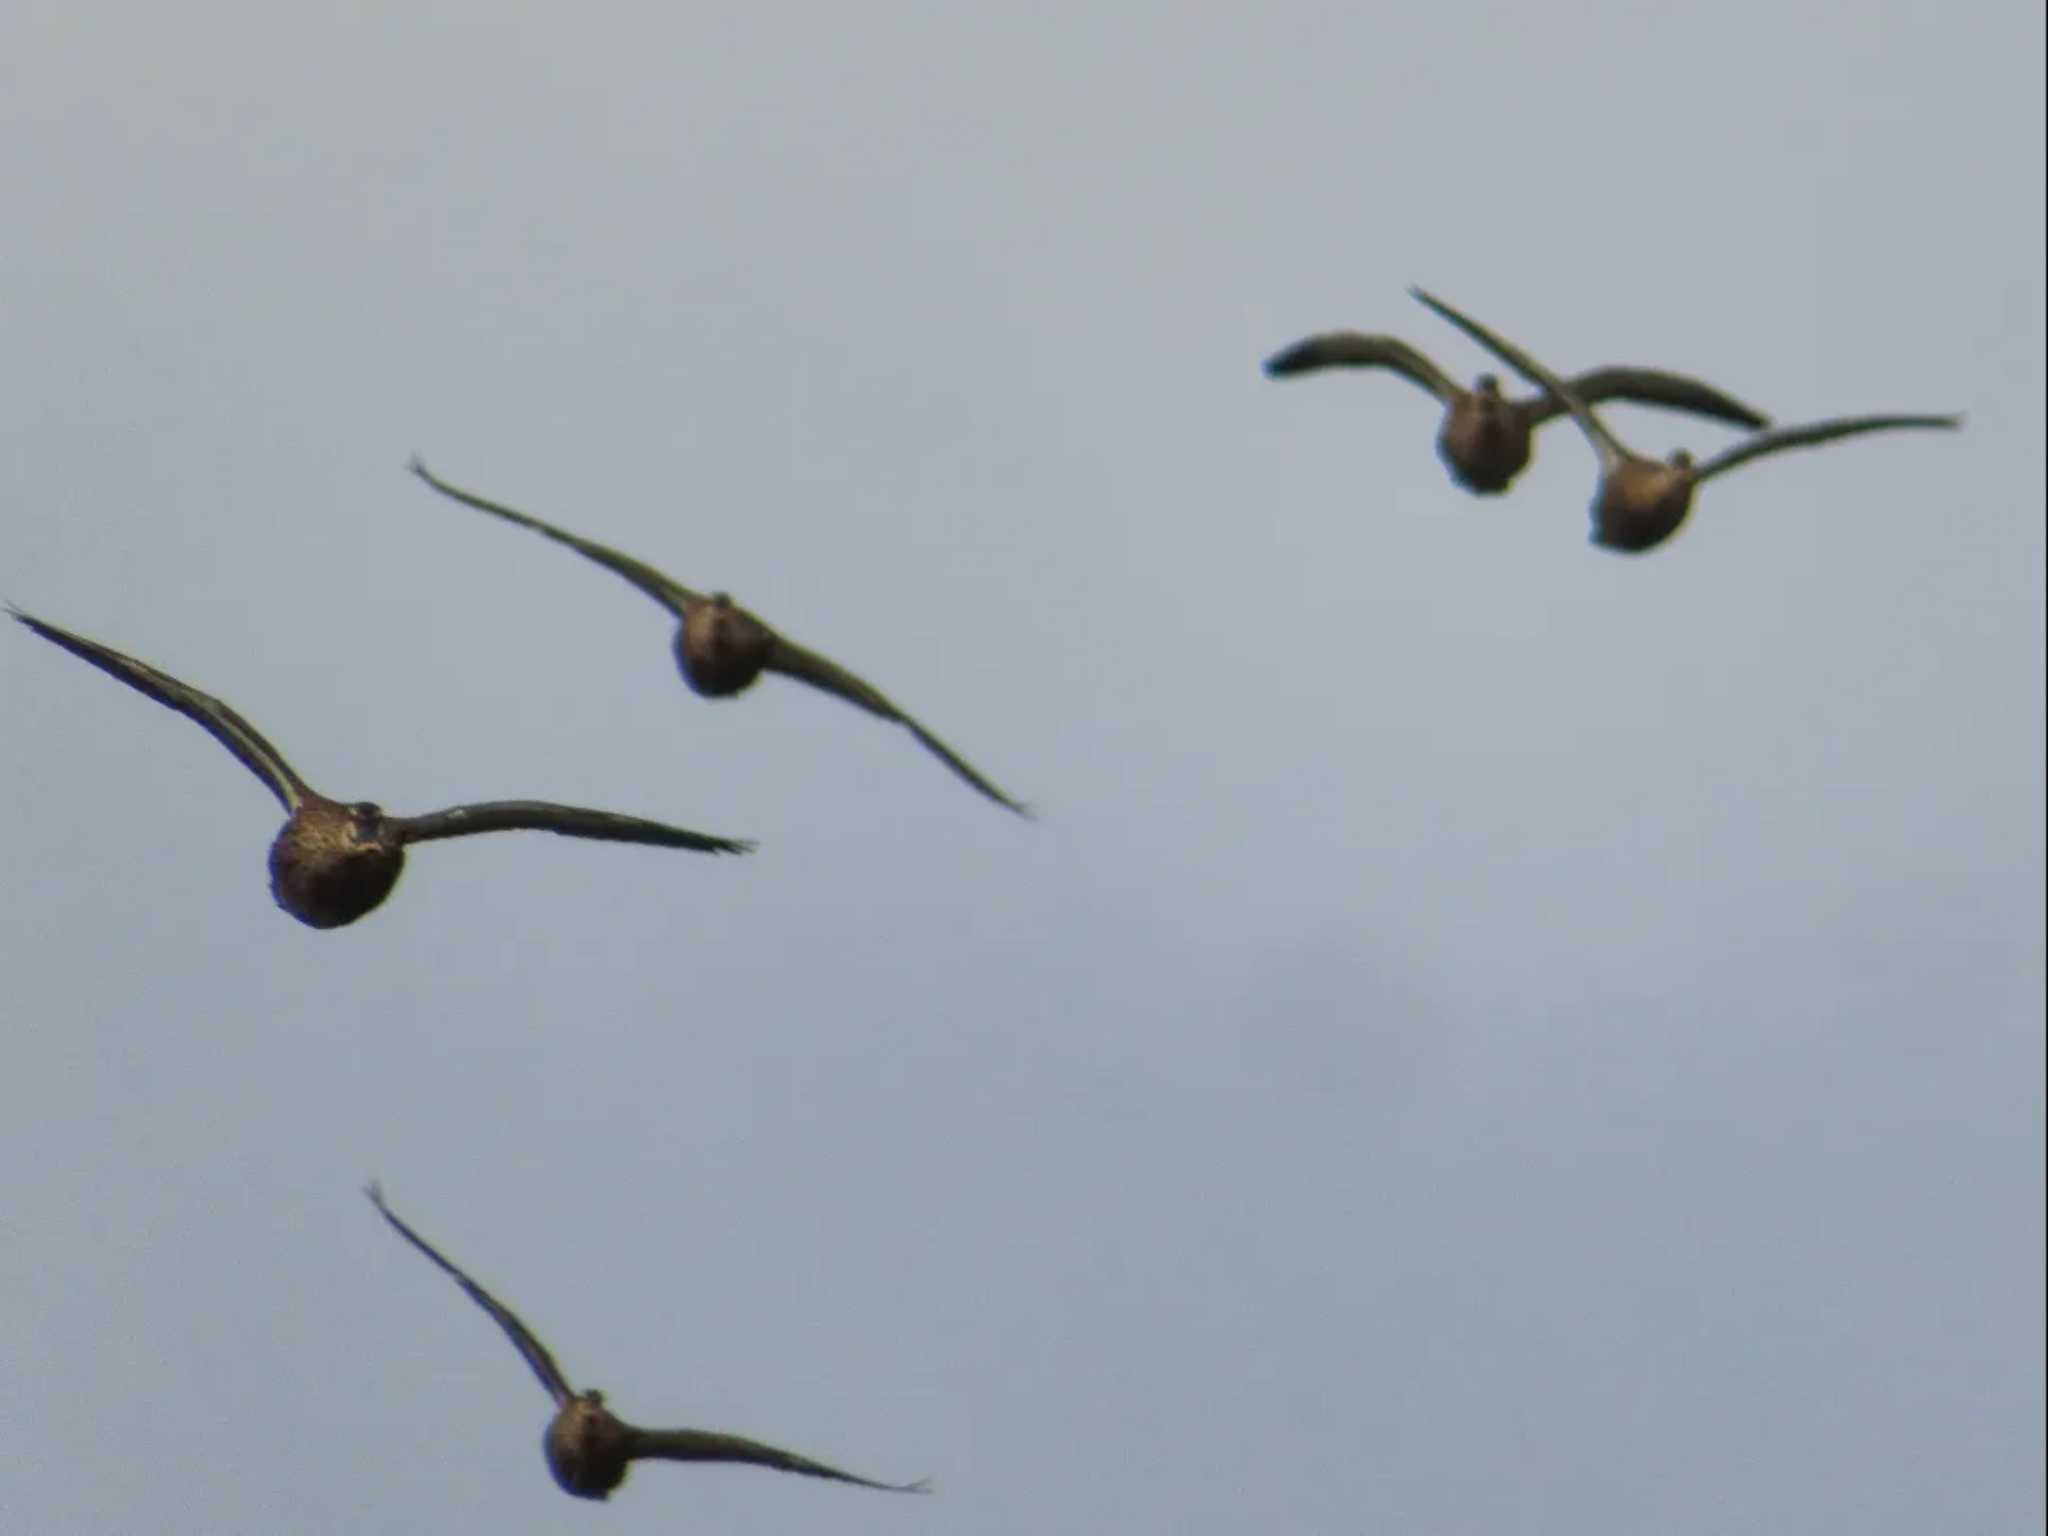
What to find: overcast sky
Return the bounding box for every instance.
[2,3,2041,1533]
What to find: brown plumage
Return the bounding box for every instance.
[408,458,1032,817]
[1263,328,1773,496]
[11,609,752,929]
[365,1185,929,1503]
[1409,289,1963,552]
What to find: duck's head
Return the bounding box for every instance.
[345,801,388,844]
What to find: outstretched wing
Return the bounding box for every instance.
[409,458,703,618]
[623,1425,929,1494]
[1409,288,1635,471]
[364,1183,576,1407]
[10,607,309,812]
[387,801,755,854]
[1693,413,1962,486]
[1262,332,1465,403]
[1536,367,1772,431]
[764,636,1032,817]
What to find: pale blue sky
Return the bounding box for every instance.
[2,2,2041,1532]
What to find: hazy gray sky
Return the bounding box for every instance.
[3,2,2040,1532]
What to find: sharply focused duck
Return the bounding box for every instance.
[11,609,753,929]
[408,458,1031,817]
[1263,324,1772,496]
[1408,289,1963,553]
[365,1185,928,1504]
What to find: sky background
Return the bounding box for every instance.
[2,3,2041,1533]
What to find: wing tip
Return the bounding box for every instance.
[1262,342,1314,377]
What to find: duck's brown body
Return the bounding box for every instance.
[676,595,773,698]
[266,800,407,929]
[1592,459,1699,553]
[1435,383,1533,495]
[546,1393,636,1500]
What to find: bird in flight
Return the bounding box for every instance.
[1408,288,1962,552]
[1264,324,1771,496]
[12,608,752,929]
[409,457,1032,817]
[365,1185,929,1503]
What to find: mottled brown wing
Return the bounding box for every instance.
[763,635,1033,817]
[623,1425,929,1493]
[1409,288,1636,471]
[1534,368,1772,431]
[387,801,755,854]
[1692,413,1962,486]
[409,458,703,618]
[11,607,310,812]
[1262,332,1465,403]
[365,1184,575,1407]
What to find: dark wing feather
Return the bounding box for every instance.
[1693,413,1962,486]
[364,1184,575,1406]
[1536,367,1772,430]
[622,1425,929,1493]
[1409,289,1636,470]
[1262,332,1465,402]
[764,636,1032,817]
[386,801,755,853]
[409,458,702,617]
[10,607,309,811]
